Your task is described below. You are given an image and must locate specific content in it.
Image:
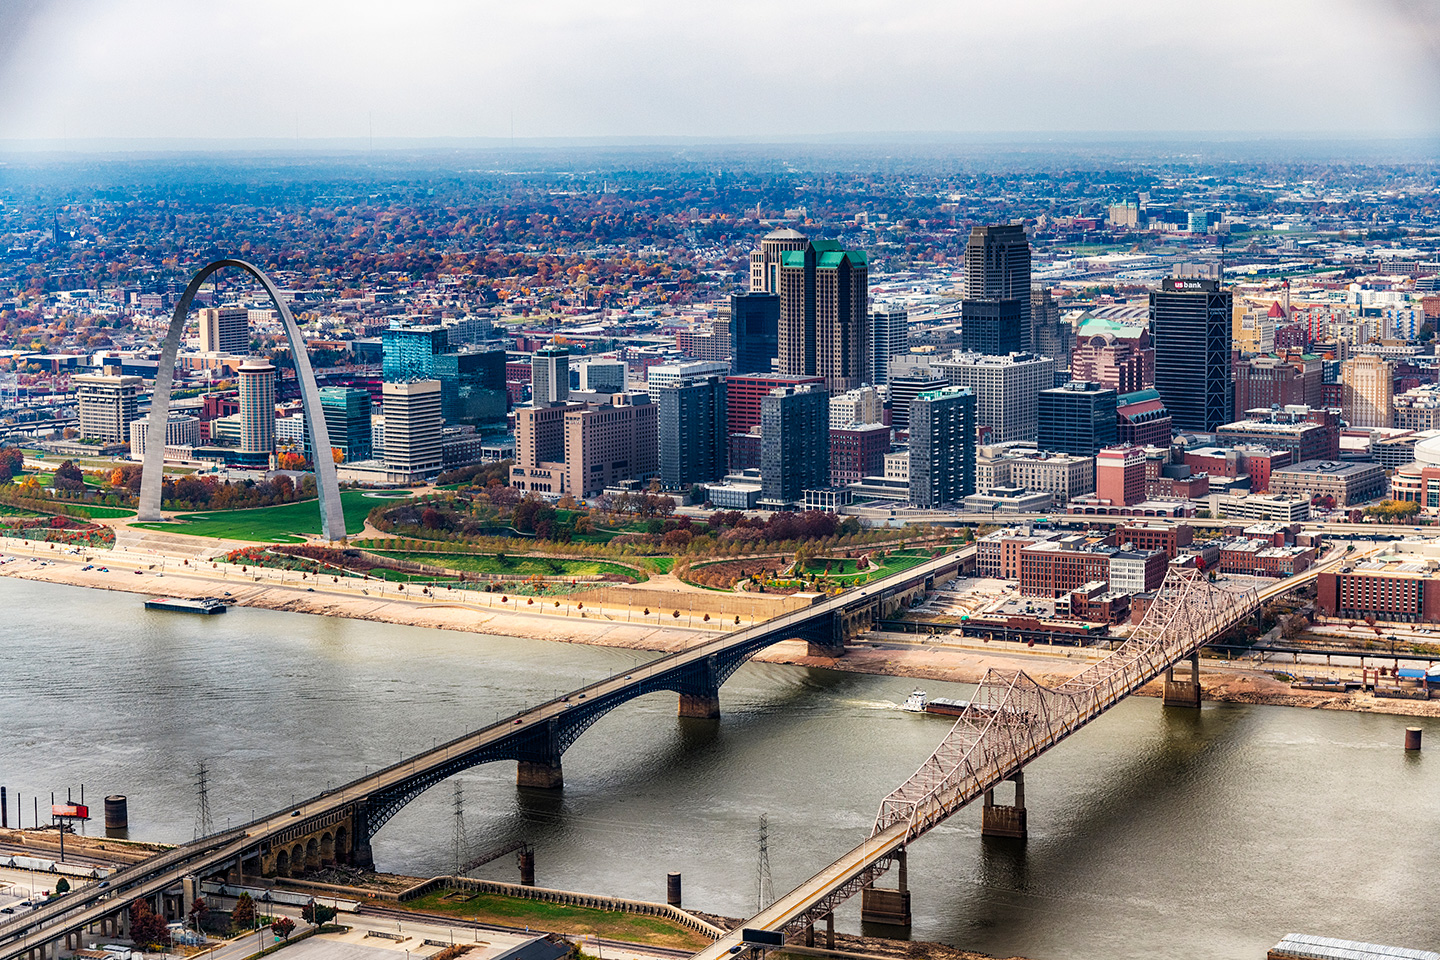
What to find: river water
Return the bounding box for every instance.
[1,577,1435,959]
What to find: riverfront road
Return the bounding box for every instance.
[0,546,974,960]
[688,549,1348,960]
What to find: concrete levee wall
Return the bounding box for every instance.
[578,584,811,620]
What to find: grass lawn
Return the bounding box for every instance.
[803,550,934,584]
[64,503,136,519]
[647,557,675,573]
[130,489,375,543]
[399,891,712,951]
[374,551,639,579]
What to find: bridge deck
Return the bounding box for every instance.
[0,547,973,960]
[690,552,1346,960]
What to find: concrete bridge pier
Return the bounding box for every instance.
[981,772,1027,840]
[806,612,847,658]
[860,847,912,930]
[1163,651,1202,708]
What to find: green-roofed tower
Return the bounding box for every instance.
[776,238,870,392]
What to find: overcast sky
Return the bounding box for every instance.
[1,0,1437,144]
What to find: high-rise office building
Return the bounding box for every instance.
[962,224,1032,351]
[382,380,444,478]
[870,303,908,385]
[198,307,249,354]
[1031,287,1070,367]
[960,299,1025,356]
[1150,277,1234,432]
[382,323,450,381]
[829,385,884,429]
[237,357,276,463]
[760,384,829,507]
[1342,354,1394,429]
[724,372,824,470]
[657,375,727,488]
[1038,381,1119,456]
[434,347,508,427]
[574,358,628,393]
[932,351,1055,443]
[74,374,142,443]
[731,292,781,375]
[908,386,976,508]
[319,387,374,463]
[750,228,810,293]
[532,344,570,406]
[777,241,869,393]
[510,395,659,497]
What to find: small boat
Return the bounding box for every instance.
[901,690,927,712]
[144,596,228,615]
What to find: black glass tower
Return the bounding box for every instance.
[1151,278,1233,432]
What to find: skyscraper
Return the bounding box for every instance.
[932,351,1055,443]
[433,347,508,428]
[237,357,276,465]
[532,344,570,407]
[657,375,727,488]
[198,307,249,354]
[1150,277,1234,432]
[750,228,810,293]
[960,299,1026,356]
[382,323,450,381]
[382,380,444,479]
[1341,354,1394,429]
[760,384,829,508]
[320,387,373,463]
[777,241,868,393]
[908,386,976,508]
[731,292,781,375]
[1038,381,1119,456]
[962,224,1032,352]
[870,303,908,385]
[1031,287,1070,367]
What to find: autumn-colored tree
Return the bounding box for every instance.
[54,460,85,493]
[277,452,308,472]
[189,896,209,930]
[271,917,296,940]
[129,900,171,948]
[331,447,344,464]
[231,892,256,931]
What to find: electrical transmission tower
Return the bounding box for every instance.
[194,760,213,839]
[451,781,468,875]
[756,813,773,913]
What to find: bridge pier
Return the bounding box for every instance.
[860,847,911,930]
[1163,651,1202,708]
[517,760,564,789]
[678,655,722,719]
[980,771,1027,840]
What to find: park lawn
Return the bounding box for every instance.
[647,557,675,573]
[373,551,639,579]
[399,891,712,951]
[804,550,934,584]
[131,489,374,542]
[64,503,136,519]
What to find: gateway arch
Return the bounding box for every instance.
[137,259,347,542]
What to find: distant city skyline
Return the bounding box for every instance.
[1,0,1437,144]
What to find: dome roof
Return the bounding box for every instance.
[764,228,808,239]
[1414,434,1440,467]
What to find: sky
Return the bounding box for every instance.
[0,0,1438,145]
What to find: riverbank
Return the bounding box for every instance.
[3,542,1438,718]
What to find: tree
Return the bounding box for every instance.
[301,901,337,928]
[53,878,70,895]
[54,460,85,493]
[129,900,171,948]
[189,896,209,931]
[232,892,256,931]
[272,917,296,941]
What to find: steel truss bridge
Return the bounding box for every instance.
[0,547,969,960]
[690,558,1340,960]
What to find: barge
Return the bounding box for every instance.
[144,596,228,615]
